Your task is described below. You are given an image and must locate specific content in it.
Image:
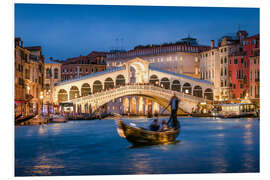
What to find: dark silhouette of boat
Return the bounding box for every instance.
[115,117,180,146]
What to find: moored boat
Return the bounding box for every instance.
[50,114,67,123]
[213,102,257,118]
[115,117,180,146]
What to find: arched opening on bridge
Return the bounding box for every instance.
[93,80,103,94]
[58,89,68,103]
[160,77,170,89]
[81,83,91,97]
[193,85,203,97]
[129,60,147,83]
[171,80,181,92]
[182,82,192,95]
[104,77,114,90]
[129,66,136,84]
[69,86,80,100]
[149,75,159,86]
[116,75,125,87]
[204,88,213,100]
[130,97,137,114]
[123,97,129,114]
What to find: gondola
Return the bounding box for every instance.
[115,116,180,146]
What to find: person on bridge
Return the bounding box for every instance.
[163,92,180,129]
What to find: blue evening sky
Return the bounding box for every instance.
[15,4,259,61]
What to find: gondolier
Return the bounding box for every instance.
[163,92,180,129]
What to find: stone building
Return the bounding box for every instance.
[61,52,107,81]
[14,38,44,116]
[200,31,248,101]
[105,36,211,115]
[43,59,62,114]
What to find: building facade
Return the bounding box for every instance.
[61,52,107,81]
[200,31,250,101]
[106,37,210,114]
[14,38,45,116]
[43,59,62,114]
[228,34,259,100]
[107,37,210,78]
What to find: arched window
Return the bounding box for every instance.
[104,77,114,90]
[193,86,203,97]
[81,83,91,96]
[58,89,68,103]
[160,77,170,89]
[69,86,79,100]
[93,80,102,94]
[171,80,181,92]
[149,75,159,85]
[182,82,192,95]
[116,75,125,86]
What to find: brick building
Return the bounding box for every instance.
[61,51,107,81]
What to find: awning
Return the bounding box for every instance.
[15,100,25,104]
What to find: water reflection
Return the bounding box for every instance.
[15,117,259,176]
[30,154,65,176]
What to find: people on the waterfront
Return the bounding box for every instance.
[149,119,160,131]
[163,92,180,129]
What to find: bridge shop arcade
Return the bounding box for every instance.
[53,58,214,115]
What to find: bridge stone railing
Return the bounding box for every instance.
[67,84,212,113]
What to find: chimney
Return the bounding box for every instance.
[210,40,215,48]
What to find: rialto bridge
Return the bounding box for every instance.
[53,58,214,113]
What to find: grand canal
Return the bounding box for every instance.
[15,117,259,176]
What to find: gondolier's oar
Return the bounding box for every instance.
[161,104,170,115]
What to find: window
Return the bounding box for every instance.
[252,40,256,45]
[224,57,227,64]
[221,68,223,76]
[46,68,51,79]
[240,84,244,89]
[254,59,257,64]
[221,58,223,64]
[221,81,223,87]
[86,68,88,72]
[229,71,232,77]
[224,68,227,76]
[234,59,238,64]
[80,68,82,72]
[241,58,244,64]
[229,59,232,64]
[54,68,58,79]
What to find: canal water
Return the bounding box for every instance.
[15,117,259,176]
